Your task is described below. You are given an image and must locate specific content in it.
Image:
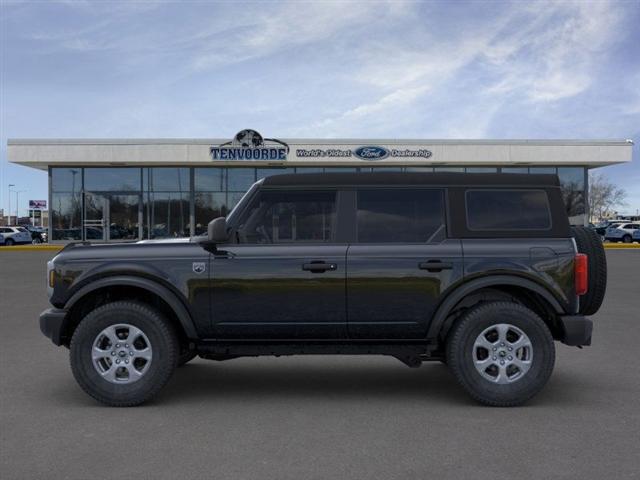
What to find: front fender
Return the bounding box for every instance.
[64,275,198,339]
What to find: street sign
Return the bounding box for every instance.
[29,200,47,209]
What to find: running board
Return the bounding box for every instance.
[195,341,440,368]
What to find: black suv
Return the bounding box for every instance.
[40,173,606,407]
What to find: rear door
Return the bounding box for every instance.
[346,188,463,339]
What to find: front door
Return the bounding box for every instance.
[346,188,464,338]
[84,193,142,241]
[211,189,347,339]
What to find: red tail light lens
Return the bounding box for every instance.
[575,253,588,296]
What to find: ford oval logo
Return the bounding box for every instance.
[354,146,389,160]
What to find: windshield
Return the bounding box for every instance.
[226,181,261,225]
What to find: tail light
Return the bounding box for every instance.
[575,253,588,296]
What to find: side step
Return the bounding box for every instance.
[195,341,440,368]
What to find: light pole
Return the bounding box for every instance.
[8,184,15,225]
[15,190,26,224]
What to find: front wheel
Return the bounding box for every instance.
[5,238,14,246]
[446,302,555,407]
[70,301,178,407]
[623,235,632,243]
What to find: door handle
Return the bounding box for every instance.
[418,261,453,272]
[302,262,337,273]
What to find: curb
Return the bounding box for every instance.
[603,243,640,249]
[0,245,63,251]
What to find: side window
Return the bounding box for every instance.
[466,189,551,230]
[237,190,336,244]
[356,189,445,243]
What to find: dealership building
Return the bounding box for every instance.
[7,132,633,243]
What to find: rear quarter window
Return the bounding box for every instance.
[466,189,552,230]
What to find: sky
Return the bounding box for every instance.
[1,0,639,217]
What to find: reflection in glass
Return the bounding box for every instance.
[195,192,227,235]
[145,168,189,192]
[404,167,434,172]
[227,168,256,190]
[51,168,82,192]
[466,167,497,173]
[557,167,585,220]
[85,168,141,191]
[256,168,295,180]
[529,167,556,174]
[194,168,225,191]
[107,195,140,240]
[52,193,81,240]
[434,167,464,172]
[501,167,529,174]
[145,193,189,238]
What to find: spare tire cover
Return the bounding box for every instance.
[572,226,607,315]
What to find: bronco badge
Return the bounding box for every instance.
[192,262,206,274]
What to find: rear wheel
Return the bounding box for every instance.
[32,237,42,244]
[623,235,632,243]
[5,238,14,246]
[446,301,555,407]
[70,301,178,407]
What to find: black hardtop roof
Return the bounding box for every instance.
[261,172,560,187]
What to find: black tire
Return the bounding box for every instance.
[32,238,42,244]
[446,302,555,407]
[622,235,632,244]
[5,238,14,246]
[572,226,607,315]
[70,301,178,407]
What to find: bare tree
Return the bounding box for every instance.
[588,172,627,221]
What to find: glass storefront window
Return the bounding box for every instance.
[294,167,324,174]
[144,168,189,192]
[322,167,357,172]
[466,167,497,173]
[529,167,557,174]
[194,168,225,191]
[51,192,81,240]
[228,168,256,190]
[434,167,464,172]
[557,167,586,221]
[85,168,141,191]
[194,192,227,235]
[145,193,189,238]
[51,168,82,193]
[501,167,529,173]
[404,167,434,172]
[256,168,295,180]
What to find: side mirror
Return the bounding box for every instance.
[207,217,229,243]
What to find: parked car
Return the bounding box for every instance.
[40,172,606,407]
[21,225,48,244]
[0,232,4,245]
[593,220,624,239]
[0,226,33,246]
[604,222,640,243]
[632,229,640,242]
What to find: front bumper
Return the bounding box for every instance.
[558,315,593,346]
[39,308,68,346]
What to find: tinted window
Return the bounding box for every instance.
[357,189,445,243]
[85,168,141,191]
[238,191,336,244]
[466,190,551,230]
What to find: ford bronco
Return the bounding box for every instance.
[40,173,606,406]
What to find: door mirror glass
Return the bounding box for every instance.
[208,217,228,243]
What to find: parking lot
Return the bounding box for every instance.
[1,249,639,479]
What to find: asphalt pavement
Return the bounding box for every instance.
[1,250,639,479]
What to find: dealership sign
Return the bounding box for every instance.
[29,200,47,209]
[211,130,433,162]
[211,129,289,161]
